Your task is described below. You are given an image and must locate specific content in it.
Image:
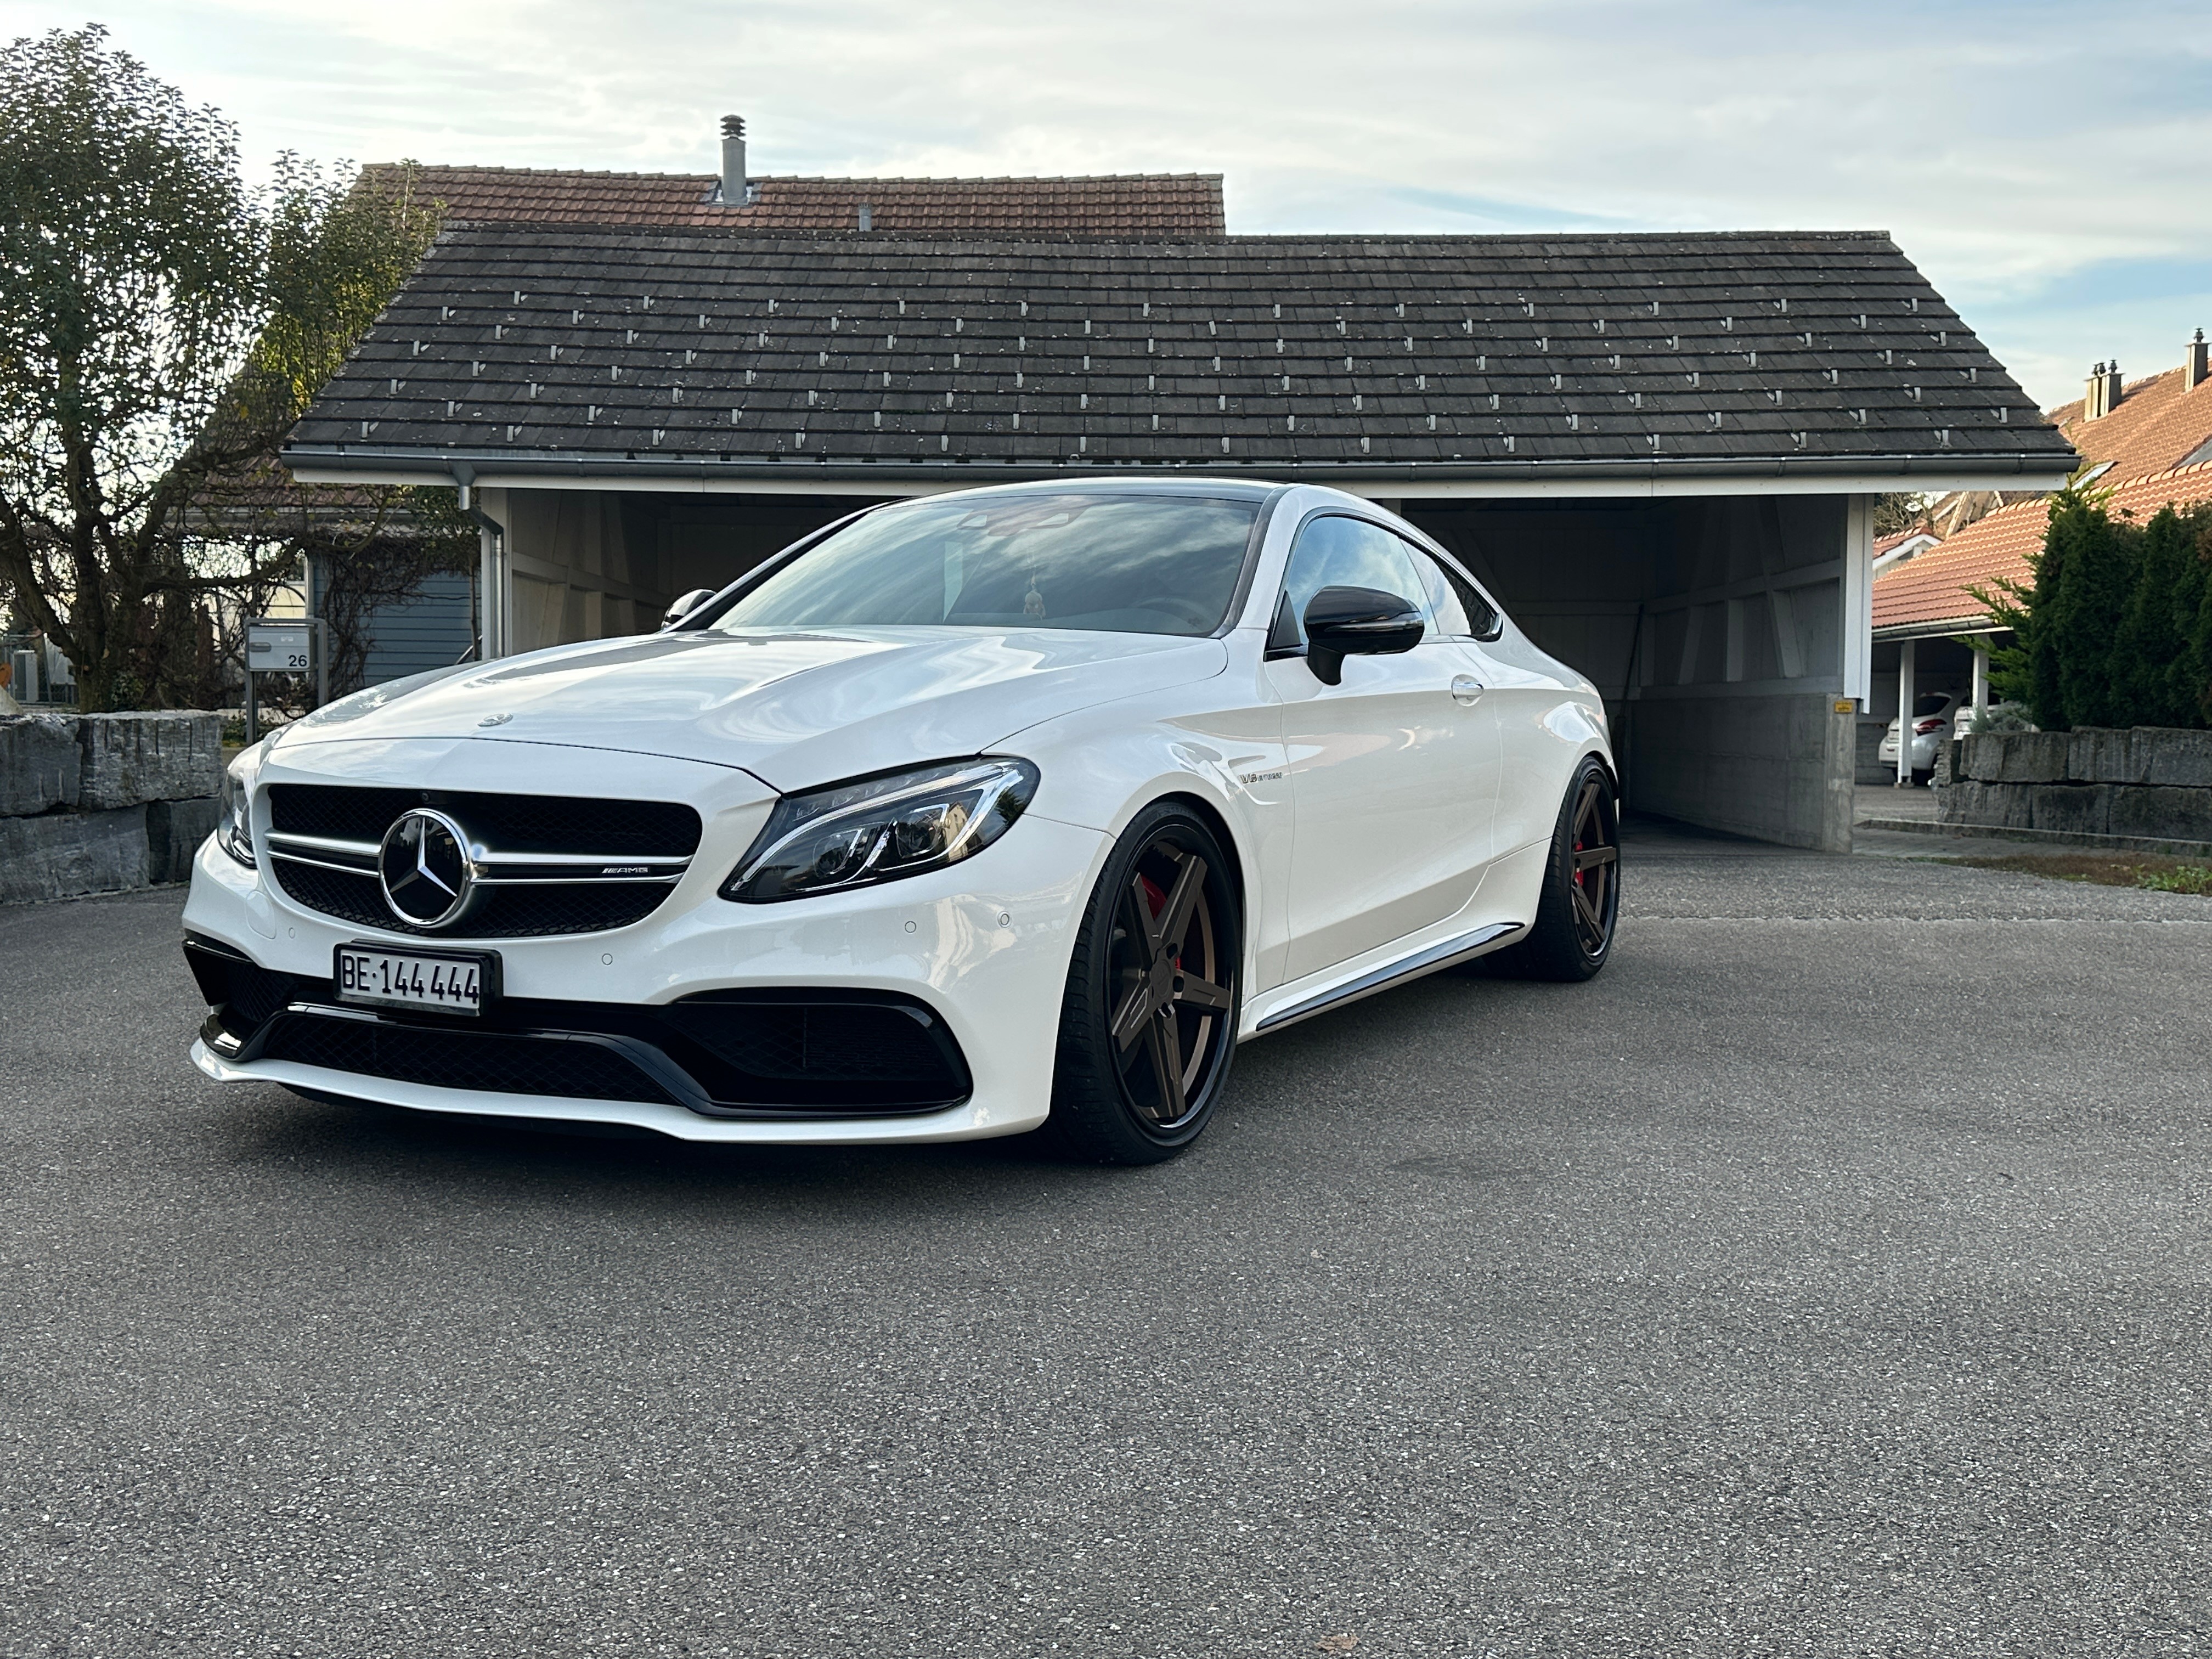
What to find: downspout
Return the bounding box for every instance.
[452,465,508,661]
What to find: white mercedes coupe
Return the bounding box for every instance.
[184,480,1619,1163]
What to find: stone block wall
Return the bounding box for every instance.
[1939,727,2212,849]
[0,712,222,904]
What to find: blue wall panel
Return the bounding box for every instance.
[360,572,476,687]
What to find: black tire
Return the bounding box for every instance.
[1047,802,1242,1164]
[1489,757,1620,983]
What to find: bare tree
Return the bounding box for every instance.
[0,26,448,710]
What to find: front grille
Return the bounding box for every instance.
[269,860,675,939]
[259,1015,681,1106]
[262,785,702,939]
[268,787,699,857]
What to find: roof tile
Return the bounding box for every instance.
[289,224,2075,481]
[358,164,1226,235]
[2046,363,2212,482]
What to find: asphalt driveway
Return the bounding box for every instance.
[3,843,2209,1657]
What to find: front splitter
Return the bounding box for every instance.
[189,1039,1046,1146]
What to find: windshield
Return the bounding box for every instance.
[711,493,1259,637]
[1913,693,1953,716]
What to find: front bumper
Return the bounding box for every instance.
[180,738,1109,1143]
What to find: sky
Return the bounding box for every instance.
[9,0,2210,411]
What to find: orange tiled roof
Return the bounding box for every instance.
[1872,527,1939,558]
[357,164,1227,235]
[2046,363,2212,482]
[1872,460,2212,633]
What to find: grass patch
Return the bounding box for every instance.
[1945,852,2212,895]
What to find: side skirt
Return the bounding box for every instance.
[1248,921,1523,1036]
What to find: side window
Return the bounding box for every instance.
[1405,548,1471,637]
[1422,549,1502,641]
[1270,515,1430,650]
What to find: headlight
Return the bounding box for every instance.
[723,758,1040,904]
[216,741,268,868]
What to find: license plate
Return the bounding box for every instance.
[334,945,498,1015]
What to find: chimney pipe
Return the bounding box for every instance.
[720,114,748,206]
[2084,359,2125,420]
[2187,328,2209,394]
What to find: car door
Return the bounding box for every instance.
[1413,543,1558,860]
[1263,512,1504,980]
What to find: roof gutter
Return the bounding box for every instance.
[285,443,2081,500]
[1874,617,2008,642]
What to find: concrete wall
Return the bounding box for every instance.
[1,713,222,904]
[1630,694,1856,850]
[1412,494,1859,851]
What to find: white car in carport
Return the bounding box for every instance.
[1878,691,1965,783]
[183,480,1619,1163]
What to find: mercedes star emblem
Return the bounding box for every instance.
[377,808,476,928]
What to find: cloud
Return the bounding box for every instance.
[11,0,2210,404]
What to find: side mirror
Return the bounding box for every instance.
[661,588,717,630]
[1301,585,1425,685]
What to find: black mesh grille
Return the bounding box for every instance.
[227,958,306,1026]
[260,1016,679,1105]
[662,1001,956,1085]
[269,860,675,939]
[267,786,700,857]
[184,940,312,1034]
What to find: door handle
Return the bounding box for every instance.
[1450,675,1485,705]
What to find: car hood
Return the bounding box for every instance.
[275,627,1228,790]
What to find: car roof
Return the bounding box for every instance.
[895,476,1284,506]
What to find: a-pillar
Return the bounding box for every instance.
[1895,636,1916,786]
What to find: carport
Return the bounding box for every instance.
[284,225,2075,850]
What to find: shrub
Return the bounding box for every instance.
[1974,486,2212,730]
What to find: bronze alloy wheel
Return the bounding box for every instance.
[1050,805,1242,1163]
[1481,757,1620,982]
[1566,771,1620,957]
[1106,837,1235,1131]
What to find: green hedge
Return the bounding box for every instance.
[1976,487,2212,731]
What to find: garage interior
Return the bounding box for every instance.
[1405,493,1863,850]
[471,482,1870,853]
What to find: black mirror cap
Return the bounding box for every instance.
[661,588,719,630]
[1301,585,1425,685]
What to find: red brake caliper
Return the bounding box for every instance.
[1139,873,1177,977]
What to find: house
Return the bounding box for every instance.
[1869,329,2212,776]
[317,124,1226,684]
[285,165,2074,851]
[1871,526,1942,575]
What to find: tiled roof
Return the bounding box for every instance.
[286,224,2074,486]
[2045,363,2212,482]
[357,164,1227,235]
[1872,460,2212,634]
